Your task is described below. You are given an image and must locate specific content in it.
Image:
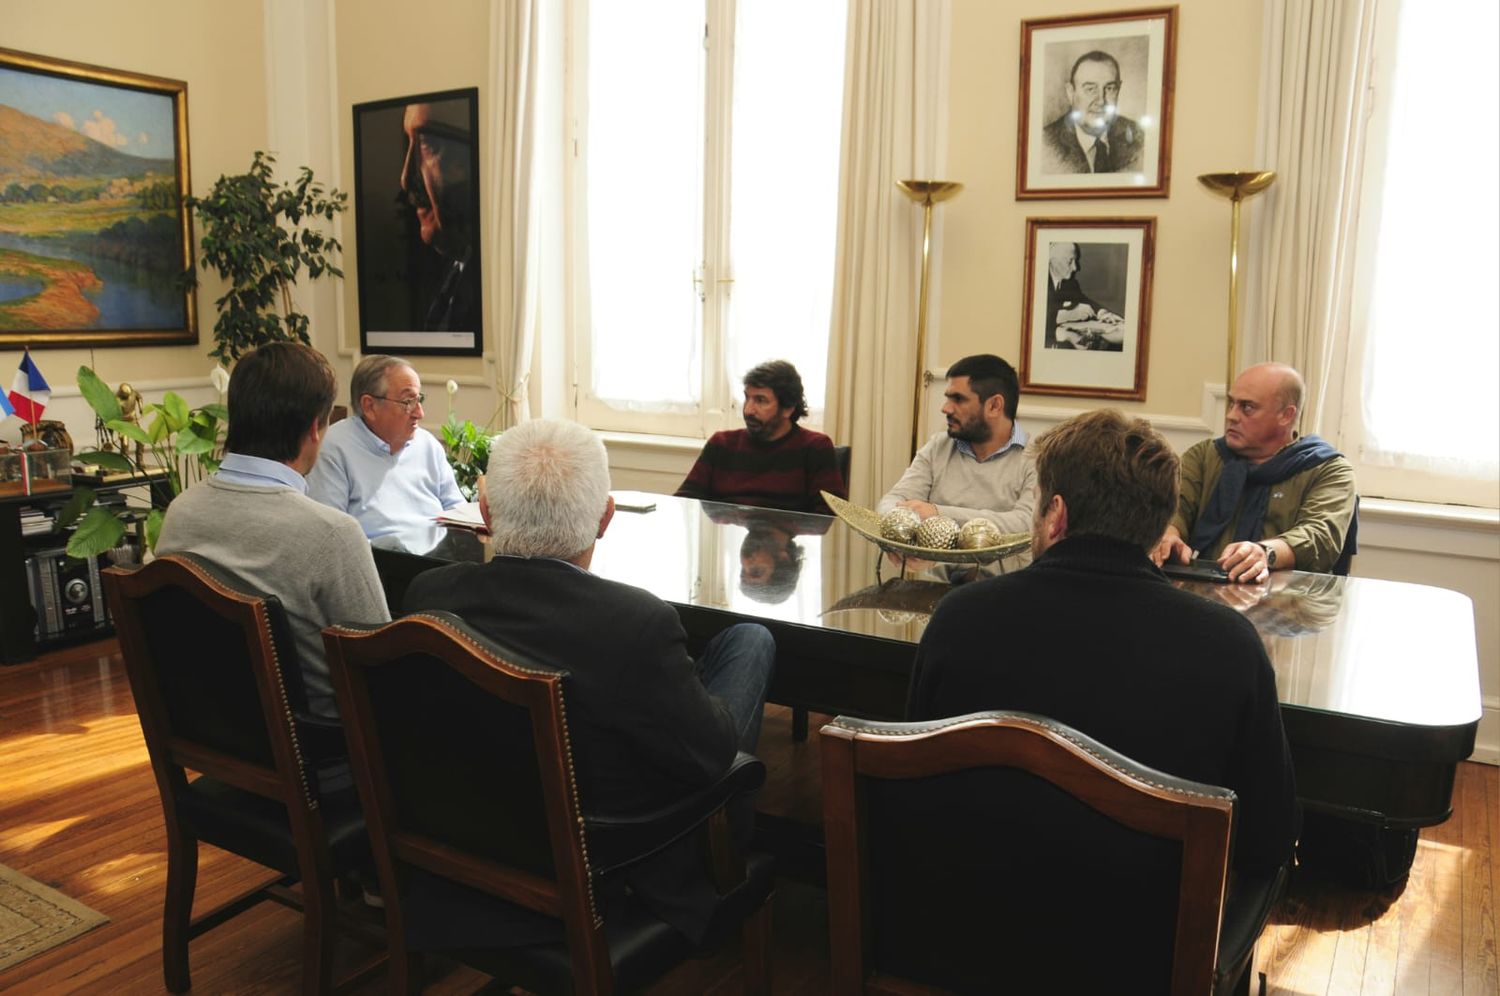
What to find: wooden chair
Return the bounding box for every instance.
[822,710,1278,995]
[102,555,382,995]
[322,611,775,995]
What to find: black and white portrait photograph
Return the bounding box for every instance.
[353,87,482,355]
[1017,8,1177,199]
[1020,218,1155,401]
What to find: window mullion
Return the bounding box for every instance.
[700,0,736,437]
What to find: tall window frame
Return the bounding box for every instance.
[1338,0,1499,508]
[565,0,848,439]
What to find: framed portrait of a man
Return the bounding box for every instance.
[1019,217,1155,401]
[353,87,482,356]
[1016,7,1178,199]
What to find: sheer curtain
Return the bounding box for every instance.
[1349,0,1499,492]
[1243,0,1380,437]
[488,0,541,426]
[824,0,947,507]
[1248,0,1499,504]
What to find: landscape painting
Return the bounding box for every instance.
[0,48,195,348]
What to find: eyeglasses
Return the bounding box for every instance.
[372,394,426,414]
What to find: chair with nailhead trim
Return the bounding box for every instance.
[103,554,382,995]
[323,612,774,995]
[822,710,1283,996]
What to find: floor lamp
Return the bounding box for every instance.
[897,179,962,459]
[1198,170,1276,394]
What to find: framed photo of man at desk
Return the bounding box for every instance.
[353,87,482,356]
[1019,217,1155,401]
[1016,7,1178,199]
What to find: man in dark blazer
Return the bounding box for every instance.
[403,418,775,947]
[1041,50,1145,175]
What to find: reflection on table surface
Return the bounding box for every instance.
[378,494,1480,731]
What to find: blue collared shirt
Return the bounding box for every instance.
[306,416,465,539]
[214,452,308,493]
[956,422,1029,463]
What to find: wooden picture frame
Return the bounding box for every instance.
[1019,217,1155,401]
[353,87,482,356]
[0,48,195,348]
[1016,7,1178,200]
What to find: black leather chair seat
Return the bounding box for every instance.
[443,851,774,995]
[1214,865,1288,995]
[178,774,369,876]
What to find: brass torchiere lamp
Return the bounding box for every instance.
[897,179,963,458]
[1198,171,1277,393]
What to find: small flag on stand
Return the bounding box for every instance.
[9,350,50,424]
[0,387,13,421]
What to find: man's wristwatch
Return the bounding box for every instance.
[1258,542,1277,569]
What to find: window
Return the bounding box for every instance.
[569,0,848,436]
[1344,0,1499,506]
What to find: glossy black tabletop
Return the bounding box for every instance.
[375,493,1482,733]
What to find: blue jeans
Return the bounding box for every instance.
[696,623,776,753]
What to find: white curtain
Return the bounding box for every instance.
[824,0,947,508]
[488,0,541,427]
[1243,0,1380,438]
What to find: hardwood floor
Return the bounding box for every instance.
[0,638,1494,994]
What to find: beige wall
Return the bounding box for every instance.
[331,0,494,423]
[938,0,1264,419]
[0,0,269,401]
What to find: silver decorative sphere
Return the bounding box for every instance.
[880,507,922,543]
[957,517,1002,550]
[913,515,959,550]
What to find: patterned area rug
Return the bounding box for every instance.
[0,864,109,972]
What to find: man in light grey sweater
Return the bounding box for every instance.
[157,342,390,720]
[877,354,1037,535]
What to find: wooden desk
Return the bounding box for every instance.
[373,494,1482,880]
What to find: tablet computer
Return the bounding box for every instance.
[1161,558,1232,584]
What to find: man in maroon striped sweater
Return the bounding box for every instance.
[675,360,848,515]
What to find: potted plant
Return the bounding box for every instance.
[438,380,498,501]
[185,151,347,363]
[61,367,227,558]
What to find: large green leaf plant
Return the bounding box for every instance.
[185,151,347,363]
[60,367,226,559]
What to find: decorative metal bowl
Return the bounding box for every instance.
[823,492,1030,564]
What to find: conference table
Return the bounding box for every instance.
[373,494,1482,884]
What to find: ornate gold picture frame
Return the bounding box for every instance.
[0,48,196,348]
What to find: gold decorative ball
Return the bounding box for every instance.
[957,517,1002,550]
[880,507,922,543]
[913,515,959,550]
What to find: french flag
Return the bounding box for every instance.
[8,350,50,424]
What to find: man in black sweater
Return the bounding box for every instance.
[907,408,1298,876]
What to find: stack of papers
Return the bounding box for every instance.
[435,501,485,529]
[612,491,658,513]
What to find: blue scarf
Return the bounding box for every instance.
[1187,435,1343,554]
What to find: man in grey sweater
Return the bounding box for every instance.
[157,342,390,720]
[877,354,1037,535]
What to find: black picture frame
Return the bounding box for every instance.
[0,47,196,348]
[353,87,482,356]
